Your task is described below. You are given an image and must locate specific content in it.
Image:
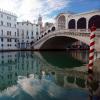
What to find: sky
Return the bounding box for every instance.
[0,0,100,24]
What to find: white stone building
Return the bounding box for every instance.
[0,9,17,50]
[17,21,40,49]
[0,9,41,50]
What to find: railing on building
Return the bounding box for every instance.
[0,35,19,39]
[0,8,17,17]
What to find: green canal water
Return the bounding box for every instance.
[0,51,99,100]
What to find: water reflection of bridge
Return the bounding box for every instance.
[0,51,99,95]
[42,66,87,88]
[34,52,100,90]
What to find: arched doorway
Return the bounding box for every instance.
[58,15,66,29]
[77,17,86,29]
[88,15,100,29]
[68,19,75,29]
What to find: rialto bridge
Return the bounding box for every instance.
[32,10,100,51]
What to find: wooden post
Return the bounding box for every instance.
[88,24,96,73]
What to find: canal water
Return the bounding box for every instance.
[0,51,100,100]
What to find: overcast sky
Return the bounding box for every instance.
[0,0,100,24]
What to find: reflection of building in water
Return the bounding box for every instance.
[0,51,100,98]
[0,52,45,90]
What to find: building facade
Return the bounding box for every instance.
[17,21,40,49]
[0,10,41,50]
[0,10,17,50]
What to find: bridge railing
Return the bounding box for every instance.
[34,28,100,44]
[61,29,100,33]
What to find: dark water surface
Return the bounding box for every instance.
[0,51,100,100]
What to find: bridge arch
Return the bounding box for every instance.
[37,32,90,50]
[77,17,86,29]
[68,19,75,29]
[40,36,77,50]
[58,15,66,29]
[88,15,100,29]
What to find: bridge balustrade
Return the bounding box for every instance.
[36,28,100,43]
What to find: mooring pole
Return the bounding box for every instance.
[88,24,96,73]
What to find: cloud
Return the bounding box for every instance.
[0,0,70,23]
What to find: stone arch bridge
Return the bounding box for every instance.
[33,29,100,51]
[32,10,100,51]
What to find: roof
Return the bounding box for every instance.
[0,8,17,17]
[55,11,75,19]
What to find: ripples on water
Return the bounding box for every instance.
[0,51,99,100]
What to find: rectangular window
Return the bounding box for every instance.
[1,44,3,47]
[7,16,11,20]
[1,14,3,18]
[27,30,28,35]
[32,31,33,35]
[7,38,12,42]
[10,31,11,36]
[15,39,17,42]
[22,30,24,38]
[1,30,3,35]
[7,31,9,35]
[7,22,11,27]
[31,37,34,39]
[17,29,19,36]
[15,32,16,36]
[1,38,3,42]
[14,24,16,28]
[7,31,11,36]
[1,21,3,25]
[7,39,9,42]
[36,32,38,35]
[10,39,12,42]
[7,23,9,26]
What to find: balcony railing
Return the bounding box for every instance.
[0,35,19,39]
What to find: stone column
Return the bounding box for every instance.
[75,20,77,31]
[55,19,58,30]
[66,17,68,29]
[86,19,89,32]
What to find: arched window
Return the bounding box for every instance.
[58,15,66,29]
[48,30,50,33]
[51,27,56,31]
[68,19,75,29]
[88,15,100,29]
[77,17,86,29]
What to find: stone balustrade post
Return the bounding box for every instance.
[86,19,89,32]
